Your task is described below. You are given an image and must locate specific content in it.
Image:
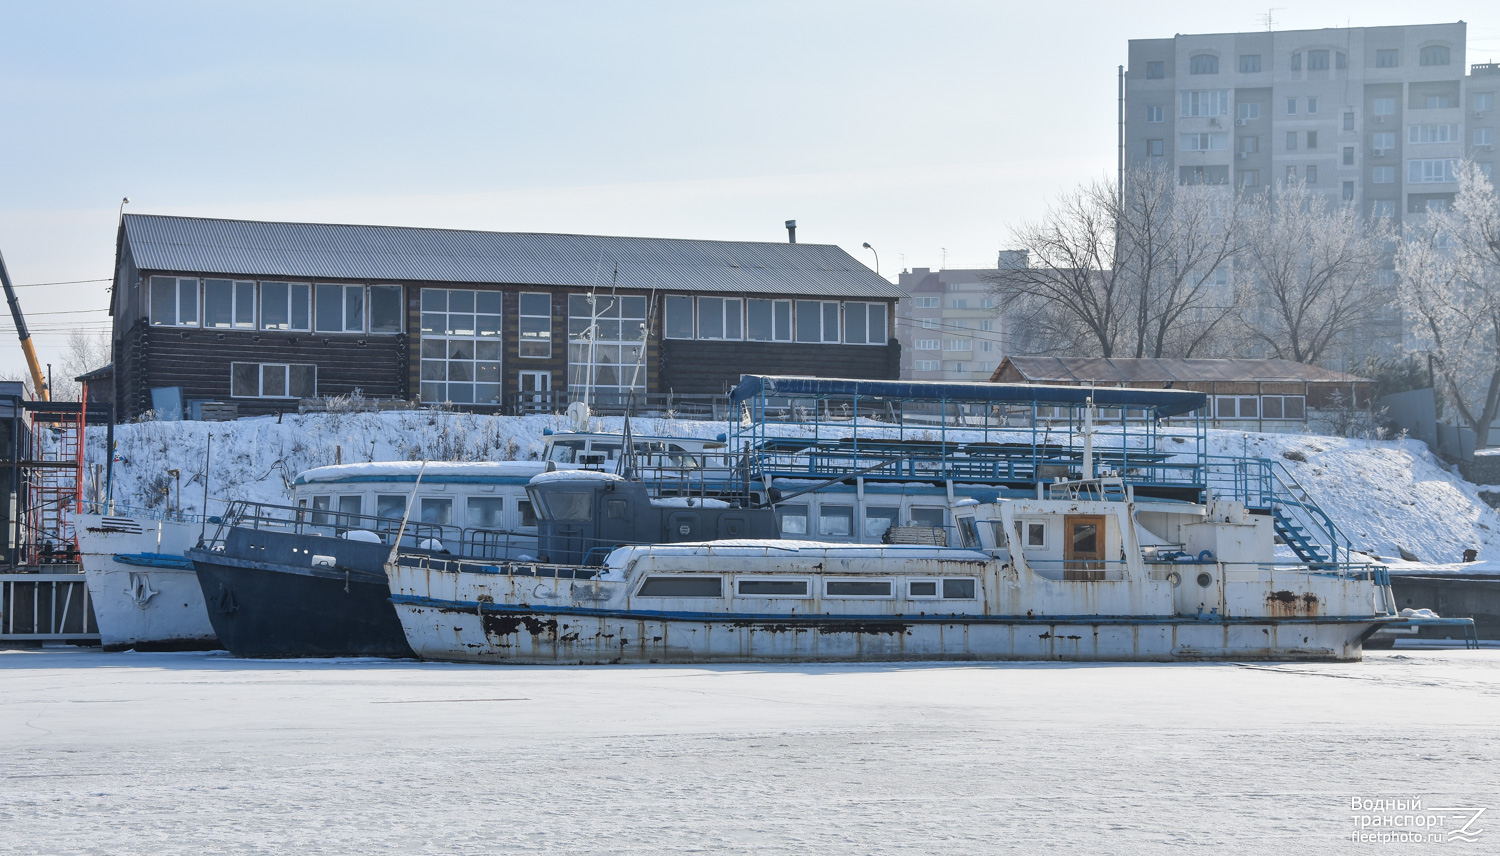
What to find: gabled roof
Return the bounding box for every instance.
[995,357,1370,384]
[121,214,904,299]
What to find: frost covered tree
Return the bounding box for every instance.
[988,164,1240,358]
[1235,181,1392,365]
[1397,163,1500,445]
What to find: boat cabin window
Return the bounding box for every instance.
[542,492,592,522]
[943,579,977,599]
[826,580,893,598]
[466,496,504,529]
[606,498,628,519]
[637,576,723,597]
[910,507,945,529]
[518,499,537,528]
[420,498,453,526]
[957,516,980,549]
[864,506,899,539]
[777,504,809,536]
[547,440,585,463]
[736,579,809,597]
[376,494,407,521]
[908,580,938,597]
[593,443,622,460]
[1015,520,1047,549]
[818,505,854,537]
[987,521,1009,547]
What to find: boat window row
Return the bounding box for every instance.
[149,277,403,334]
[635,575,977,600]
[663,296,889,345]
[776,503,946,540]
[303,493,537,531]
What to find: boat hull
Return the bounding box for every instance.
[75,513,218,651]
[188,534,414,659]
[392,598,1385,664]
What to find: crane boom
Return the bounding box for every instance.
[0,248,49,401]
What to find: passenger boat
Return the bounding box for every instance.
[74,509,218,651]
[388,471,1400,663]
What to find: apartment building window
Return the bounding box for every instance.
[259,282,311,332]
[1306,165,1318,184]
[1410,124,1459,144]
[1419,46,1451,66]
[697,297,743,340]
[1372,132,1396,151]
[1373,98,1396,116]
[1146,61,1164,79]
[1180,133,1227,152]
[1342,146,1354,166]
[1307,97,1318,114]
[1239,54,1261,73]
[1178,165,1228,185]
[1409,158,1459,183]
[943,338,970,351]
[1376,49,1399,68]
[980,341,994,353]
[231,362,315,399]
[1343,111,1355,131]
[1286,131,1298,150]
[1190,54,1218,75]
[914,360,940,372]
[149,276,199,327]
[1336,52,1347,70]
[518,293,552,357]
[422,288,504,404]
[1241,136,1258,154]
[1424,95,1453,109]
[1372,166,1395,184]
[314,284,365,334]
[1286,97,1297,115]
[949,298,968,309]
[1308,131,1319,149]
[202,279,255,329]
[1146,138,1162,158]
[746,299,792,342]
[1291,52,1301,71]
[1475,93,1494,113]
[1146,105,1163,123]
[978,320,994,332]
[920,319,937,329]
[1180,90,1229,117]
[914,296,940,308]
[1342,181,1355,201]
[1238,102,1259,120]
[980,298,994,309]
[844,302,888,345]
[1477,128,1495,147]
[1238,170,1259,188]
[915,339,939,351]
[795,300,840,343]
[1308,50,1329,71]
[1372,200,1396,217]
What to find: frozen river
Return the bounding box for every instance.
[2,648,1497,854]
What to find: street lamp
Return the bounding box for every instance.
[862,242,880,276]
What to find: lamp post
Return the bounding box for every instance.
[862,242,880,276]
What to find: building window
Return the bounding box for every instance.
[1146,105,1163,123]
[368,286,402,333]
[1238,170,1259,188]
[746,298,792,342]
[844,302,888,345]
[1285,166,1297,183]
[943,338,970,351]
[1306,165,1318,184]
[1371,200,1395,217]
[1477,128,1495,147]
[518,292,552,358]
[1410,124,1459,144]
[1336,52,1347,70]
[230,362,315,399]
[1342,146,1354,165]
[1146,61,1164,79]
[1308,50,1329,71]
[1373,97,1396,116]
[920,318,937,329]
[1238,54,1261,73]
[663,295,694,338]
[1238,102,1259,120]
[949,298,967,310]
[1419,46,1450,66]
[1408,158,1458,184]
[1372,166,1395,183]
[1189,54,1218,75]
[1474,93,1494,113]
[1286,97,1297,115]
[1307,131,1318,149]
[914,360,940,371]
[1376,49,1399,68]
[1342,181,1355,201]
[467,496,505,529]
[697,297,743,340]
[258,282,310,331]
[1240,136,1257,154]
[1179,132,1227,152]
[1179,90,1229,117]
[314,284,365,333]
[1178,165,1228,185]
[148,276,198,327]
[978,320,994,332]
[1424,95,1454,110]
[1286,131,1298,151]
[915,339,939,351]
[1147,139,1163,157]
[1261,395,1306,420]
[1373,132,1395,151]
[202,279,254,329]
[818,505,854,538]
[420,288,503,405]
[1307,97,1318,114]
[1343,111,1355,131]
[914,296,940,309]
[567,293,648,408]
[1290,52,1301,71]
[795,300,840,343]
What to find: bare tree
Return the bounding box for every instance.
[1236,181,1392,365]
[49,328,111,401]
[1398,163,1500,445]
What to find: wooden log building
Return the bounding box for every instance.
[109,215,904,418]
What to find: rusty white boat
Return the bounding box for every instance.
[75,509,219,651]
[388,471,1400,664]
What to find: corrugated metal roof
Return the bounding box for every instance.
[997,357,1370,384]
[121,214,905,299]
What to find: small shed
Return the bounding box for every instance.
[990,357,1373,426]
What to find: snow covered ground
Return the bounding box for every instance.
[2,649,1497,854]
[84,410,1500,569]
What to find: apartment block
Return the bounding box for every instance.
[896,251,1026,382]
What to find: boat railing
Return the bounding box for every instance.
[1203,456,1354,566]
[77,499,207,525]
[392,553,603,581]
[204,500,535,561]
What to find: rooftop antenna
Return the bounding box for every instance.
[941,247,948,269]
[1260,7,1281,31]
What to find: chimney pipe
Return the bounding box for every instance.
[785,220,797,243]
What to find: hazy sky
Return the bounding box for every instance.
[1,1,1497,378]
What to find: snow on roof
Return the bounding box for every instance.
[529,469,627,485]
[297,461,546,484]
[606,539,987,566]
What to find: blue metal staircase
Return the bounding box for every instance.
[1206,456,1353,566]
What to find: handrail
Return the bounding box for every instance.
[1202,456,1353,566]
[205,499,535,561]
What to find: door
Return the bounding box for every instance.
[1063,514,1106,579]
[518,370,551,414]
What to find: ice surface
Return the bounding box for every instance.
[1,649,1497,855]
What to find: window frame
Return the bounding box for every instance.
[843,301,888,345]
[746,298,792,342]
[518,292,552,358]
[258,281,311,332]
[696,296,743,341]
[315,283,367,334]
[1189,54,1219,75]
[202,278,255,329]
[1419,45,1451,67]
[794,300,841,343]
[230,362,317,399]
[1238,54,1261,74]
[148,276,200,327]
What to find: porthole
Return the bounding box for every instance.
[1166,571,1181,587]
[1196,572,1213,588]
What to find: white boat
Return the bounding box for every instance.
[74,511,218,651]
[388,474,1400,663]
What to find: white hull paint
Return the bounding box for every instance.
[75,513,218,651]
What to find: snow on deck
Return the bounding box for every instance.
[2,649,1497,854]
